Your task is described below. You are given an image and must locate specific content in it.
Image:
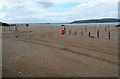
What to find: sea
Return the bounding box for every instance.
[14,22,119,27]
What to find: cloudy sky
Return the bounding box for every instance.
[0,0,119,23]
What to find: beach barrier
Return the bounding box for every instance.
[2,25,118,41]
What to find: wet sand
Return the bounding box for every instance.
[2,26,118,77]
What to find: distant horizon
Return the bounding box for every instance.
[0,18,119,24]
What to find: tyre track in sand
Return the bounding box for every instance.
[14,33,117,65]
[30,32,117,57]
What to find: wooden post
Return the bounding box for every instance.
[88,32,90,37]
[4,26,6,32]
[105,27,106,31]
[108,26,110,32]
[15,26,17,31]
[75,31,77,35]
[9,26,11,31]
[85,26,87,32]
[81,29,83,37]
[108,31,110,39]
[64,27,66,34]
[97,30,99,38]
[69,29,71,34]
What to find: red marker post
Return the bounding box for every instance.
[61,30,65,34]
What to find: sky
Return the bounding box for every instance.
[0,0,119,23]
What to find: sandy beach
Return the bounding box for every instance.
[2,25,118,77]
[0,26,2,78]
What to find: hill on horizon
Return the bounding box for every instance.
[71,18,120,23]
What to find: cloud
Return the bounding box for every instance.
[37,2,55,8]
[70,1,118,19]
[0,0,119,3]
[0,0,118,23]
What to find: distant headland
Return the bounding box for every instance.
[71,18,120,23]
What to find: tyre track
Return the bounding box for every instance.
[30,33,117,57]
[5,32,117,65]
[44,33,117,56]
[15,37,117,65]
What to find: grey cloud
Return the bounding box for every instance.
[37,2,55,8]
